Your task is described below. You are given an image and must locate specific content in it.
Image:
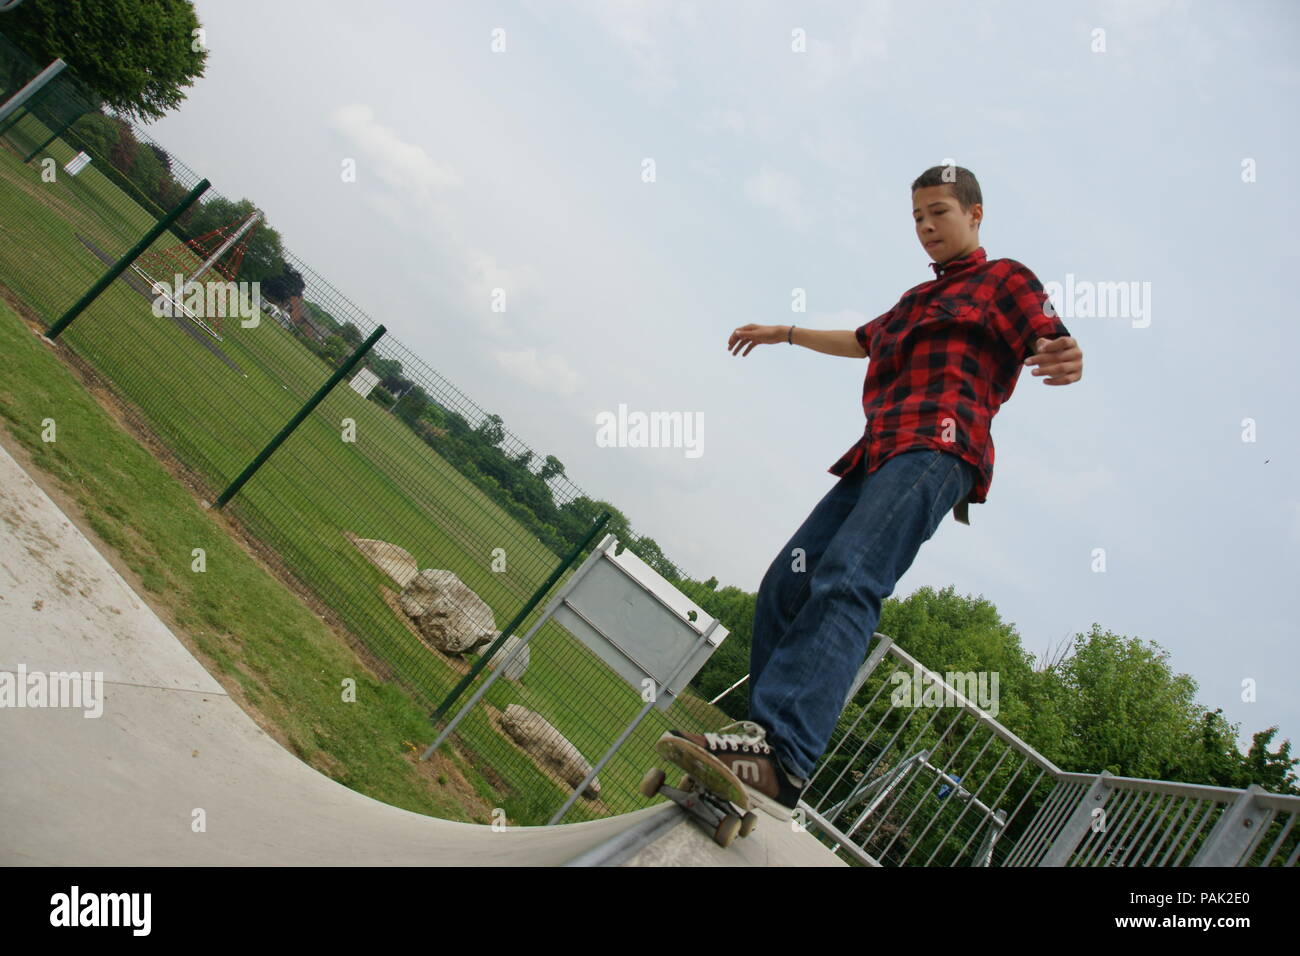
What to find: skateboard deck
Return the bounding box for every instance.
[642,733,758,847]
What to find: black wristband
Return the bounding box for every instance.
[788,325,795,344]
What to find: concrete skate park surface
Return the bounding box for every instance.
[0,439,844,866]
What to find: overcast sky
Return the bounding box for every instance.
[144,0,1299,755]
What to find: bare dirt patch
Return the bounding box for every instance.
[400,739,502,824]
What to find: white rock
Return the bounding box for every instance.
[344,533,420,588]
[479,633,529,680]
[398,569,497,654]
[501,705,600,799]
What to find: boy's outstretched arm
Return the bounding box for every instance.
[728,324,865,358]
[1025,336,1082,385]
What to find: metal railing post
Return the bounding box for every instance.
[1191,784,1273,867]
[1037,771,1112,866]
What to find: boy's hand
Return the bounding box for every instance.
[1025,336,1082,385]
[728,324,789,356]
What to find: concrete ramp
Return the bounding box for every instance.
[0,439,843,867]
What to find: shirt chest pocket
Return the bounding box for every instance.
[918,294,984,332]
[873,295,984,362]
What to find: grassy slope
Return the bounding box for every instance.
[0,296,518,822]
[0,122,732,822]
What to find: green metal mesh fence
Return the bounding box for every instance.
[0,30,747,826]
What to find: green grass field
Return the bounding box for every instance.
[0,113,732,825]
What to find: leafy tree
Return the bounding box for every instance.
[683,581,759,710]
[558,495,629,547]
[124,138,168,201]
[476,446,514,487]
[1240,726,1297,793]
[629,535,676,580]
[538,455,566,483]
[321,334,348,367]
[146,142,171,174]
[505,469,561,525]
[180,196,286,283]
[261,263,305,304]
[365,356,403,388]
[1155,708,1254,789]
[1045,626,1202,778]
[106,122,138,173]
[301,300,340,332]
[3,0,208,121]
[442,408,472,439]
[475,413,505,448]
[1157,710,1296,793]
[68,111,121,158]
[393,385,432,427]
[66,110,185,209]
[385,376,413,397]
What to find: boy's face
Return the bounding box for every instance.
[913,184,982,264]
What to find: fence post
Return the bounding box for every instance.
[45,179,210,339]
[0,57,64,124]
[214,326,386,507]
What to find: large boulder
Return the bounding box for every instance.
[344,532,420,588]
[398,569,497,655]
[500,705,600,799]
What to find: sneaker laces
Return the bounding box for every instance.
[703,719,772,755]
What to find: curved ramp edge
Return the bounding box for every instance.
[0,437,843,867]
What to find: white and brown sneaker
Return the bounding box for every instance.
[662,720,806,820]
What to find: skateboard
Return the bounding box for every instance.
[641,733,759,847]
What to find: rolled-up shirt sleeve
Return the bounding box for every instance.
[997,262,1072,362]
[854,310,890,356]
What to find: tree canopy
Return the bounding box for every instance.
[181,195,286,284]
[3,0,207,121]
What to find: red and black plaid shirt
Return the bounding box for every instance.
[829,246,1071,525]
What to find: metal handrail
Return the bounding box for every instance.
[799,638,1300,867]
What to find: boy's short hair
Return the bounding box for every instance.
[911,165,982,213]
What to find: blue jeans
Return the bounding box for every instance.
[748,448,976,779]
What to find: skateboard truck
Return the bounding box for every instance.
[640,768,758,848]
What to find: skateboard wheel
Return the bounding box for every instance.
[676,774,694,792]
[739,811,757,838]
[639,768,666,799]
[714,813,741,848]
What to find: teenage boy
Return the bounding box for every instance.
[661,165,1082,819]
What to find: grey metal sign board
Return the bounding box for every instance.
[545,533,727,711]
